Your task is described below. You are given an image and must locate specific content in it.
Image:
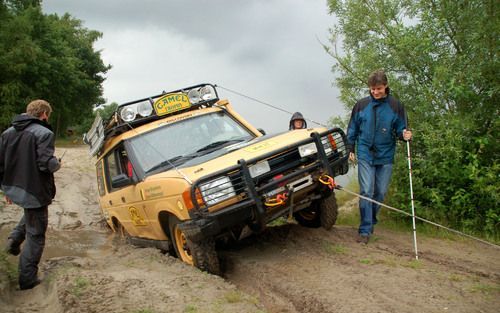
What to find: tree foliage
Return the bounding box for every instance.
[0,0,110,136]
[326,0,499,236]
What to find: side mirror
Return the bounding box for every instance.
[257,128,266,136]
[111,173,132,188]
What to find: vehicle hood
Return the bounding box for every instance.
[149,128,326,182]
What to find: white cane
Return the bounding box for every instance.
[406,132,419,260]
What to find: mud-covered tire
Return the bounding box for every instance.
[169,217,221,275]
[293,201,321,228]
[112,219,130,244]
[189,238,221,276]
[319,192,338,230]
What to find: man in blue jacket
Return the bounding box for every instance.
[1,99,61,290]
[346,70,412,244]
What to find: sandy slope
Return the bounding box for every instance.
[0,146,498,313]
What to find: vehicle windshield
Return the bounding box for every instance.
[128,111,255,173]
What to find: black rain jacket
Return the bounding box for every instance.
[0,114,60,208]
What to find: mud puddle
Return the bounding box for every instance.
[0,227,112,260]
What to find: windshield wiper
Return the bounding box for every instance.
[146,139,248,173]
[196,139,245,153]
[146,154,197,173]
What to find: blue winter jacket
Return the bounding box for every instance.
[346,90,407,165]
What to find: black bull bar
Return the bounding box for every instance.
[179,128,349,241]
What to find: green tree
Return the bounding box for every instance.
[326,0,499,237]
[0,0,110,136]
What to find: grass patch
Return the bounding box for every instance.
[335,177,359,207]
[0,251,18,284]
[335,177,360,227]
[183,304,198,313]
[211,290,262,312]
[359,258,373,265]
[224,290,243,303]
[70,276,90,297]
[449,274,466,282]
[322,241,347,255]
[267,217,288,227]
[402,259,423,269]
[334,175,499,244]
[468,283,500,294]
[336,210,359,227]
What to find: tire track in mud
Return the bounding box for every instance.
[221,225,357,313]
[220,223,500,313]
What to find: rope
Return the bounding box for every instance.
[216,85,499,250]
[335,185,500,249]
[216,85,328,127]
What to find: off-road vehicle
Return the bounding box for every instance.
[84,83,349,274]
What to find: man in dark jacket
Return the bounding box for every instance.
[346,70,412,244]
[1,99,61,290]
[289,112,307,130]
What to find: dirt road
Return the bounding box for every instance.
[1,146,499,313]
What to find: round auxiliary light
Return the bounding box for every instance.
[120,105,137,122]
[137,101,153,117]
[187,88,201,104]
[200,85,215,101]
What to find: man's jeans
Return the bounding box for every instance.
[357,159,393,236]
[8,206,48,289]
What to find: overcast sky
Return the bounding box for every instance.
[42,0,346,134]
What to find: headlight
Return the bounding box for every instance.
[199,176,236,205]
[120,106,137,122]
[298,142,318,157]
[248,160,270,178]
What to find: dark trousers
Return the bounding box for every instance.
[8,206,48,289]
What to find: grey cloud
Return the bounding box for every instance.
[42,0,345,134]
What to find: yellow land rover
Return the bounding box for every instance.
[84,83,348,274]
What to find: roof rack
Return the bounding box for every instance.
[84,83,219,156]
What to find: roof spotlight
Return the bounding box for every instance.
[137,101,153,117]
[200,85,216,101]
[187,89,201,104]
[120,105,137,122]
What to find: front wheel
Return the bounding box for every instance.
[319,192,338,230]
[169,217,221,275]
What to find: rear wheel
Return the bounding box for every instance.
[169,217,221,275]
[112,219,130,244]
[319,192,338,230]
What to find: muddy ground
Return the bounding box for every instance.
[0,146,499,313]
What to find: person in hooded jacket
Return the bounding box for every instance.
[0,99,61,290]
[346,70,412,244]
[289,112,307,130]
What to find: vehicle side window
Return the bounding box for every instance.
[105,144,133,192]
[96,160,106,196]
[105,151,119,180]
